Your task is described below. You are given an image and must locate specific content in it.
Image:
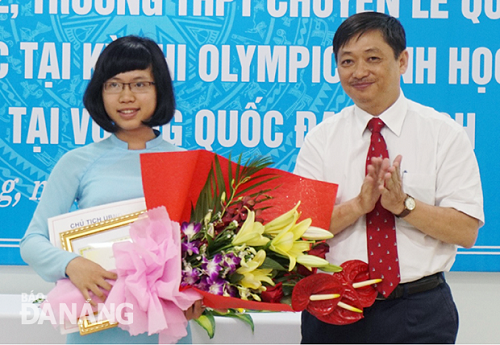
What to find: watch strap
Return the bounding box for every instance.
[395,195,414,218]
[396,208,411,218]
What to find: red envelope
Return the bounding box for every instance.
[140,150,337,230]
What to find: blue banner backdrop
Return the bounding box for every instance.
[1,0,499,270]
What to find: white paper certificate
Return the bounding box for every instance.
[69,223,134,271]
[48,197,146,249]
[47,199,146,335]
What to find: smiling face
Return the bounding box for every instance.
[102,67,157,143]
[337,30,408,116]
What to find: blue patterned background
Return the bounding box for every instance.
[1,0,499,270]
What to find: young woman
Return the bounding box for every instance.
[20,36,202,344]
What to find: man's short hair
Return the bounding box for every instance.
[333,12,406,62]
[83,35,175,132]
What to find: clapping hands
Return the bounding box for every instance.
[360,155,406,215]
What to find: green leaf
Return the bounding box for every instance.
[243,155,273,172]
[266,252,291,266]
[213,155,226,215]
[207,237,231,254]
[194,311,216,339]
[235,175,280,197]
[280,295,292,306]
[209,310,255,333]
[224,312,255,333]
[234,154,242,190]
[191,153,277,227]
[227,152,234,198]
[260,256,287,271]
[191,168,214,222]
[228,272,244,284]
[282,284,294,297]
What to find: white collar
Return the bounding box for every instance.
[355,90,408,137]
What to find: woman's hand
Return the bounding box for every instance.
[65,256,117,306]
[184,299,205,320]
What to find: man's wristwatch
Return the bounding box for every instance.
[395,194,416,218]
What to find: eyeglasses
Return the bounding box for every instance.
[103,81,155,94]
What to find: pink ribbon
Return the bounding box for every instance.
[44,207,201,344]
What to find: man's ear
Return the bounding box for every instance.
[399,50,409,74]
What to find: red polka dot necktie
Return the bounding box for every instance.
[366,118,400,297]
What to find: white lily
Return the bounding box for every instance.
[296,254,330,268]
[302,226,334,240]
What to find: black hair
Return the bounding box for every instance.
[333,12,406,62]
[83,35,175,132]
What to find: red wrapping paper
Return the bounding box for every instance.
[140,150,337,229]
[191,288,294,312]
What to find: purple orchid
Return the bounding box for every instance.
[219,253,241,277]
[181,222,201,241]
[198,276,228,296]
[181,262,200,287]
[207,277,227,296]
[223,252,241,269]
[201,254,223,280]
[182,240,200,256]
[224,284,238,297]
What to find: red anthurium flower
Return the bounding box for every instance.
[337,260,378,308]
[292,272,365,325]
[291,260,379,326]
[306,279,345,317]
[314,282,364,325]
[339,260,369,282]
[291,273,344,312]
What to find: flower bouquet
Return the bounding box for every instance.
[140,150,341,337]
[43,150,378,343]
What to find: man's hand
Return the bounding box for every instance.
[329,157,391,235]
[65,256,117,306]
[379,155,407,214]
[356,156,390,214]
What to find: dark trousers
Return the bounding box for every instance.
[301,281,458,344]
